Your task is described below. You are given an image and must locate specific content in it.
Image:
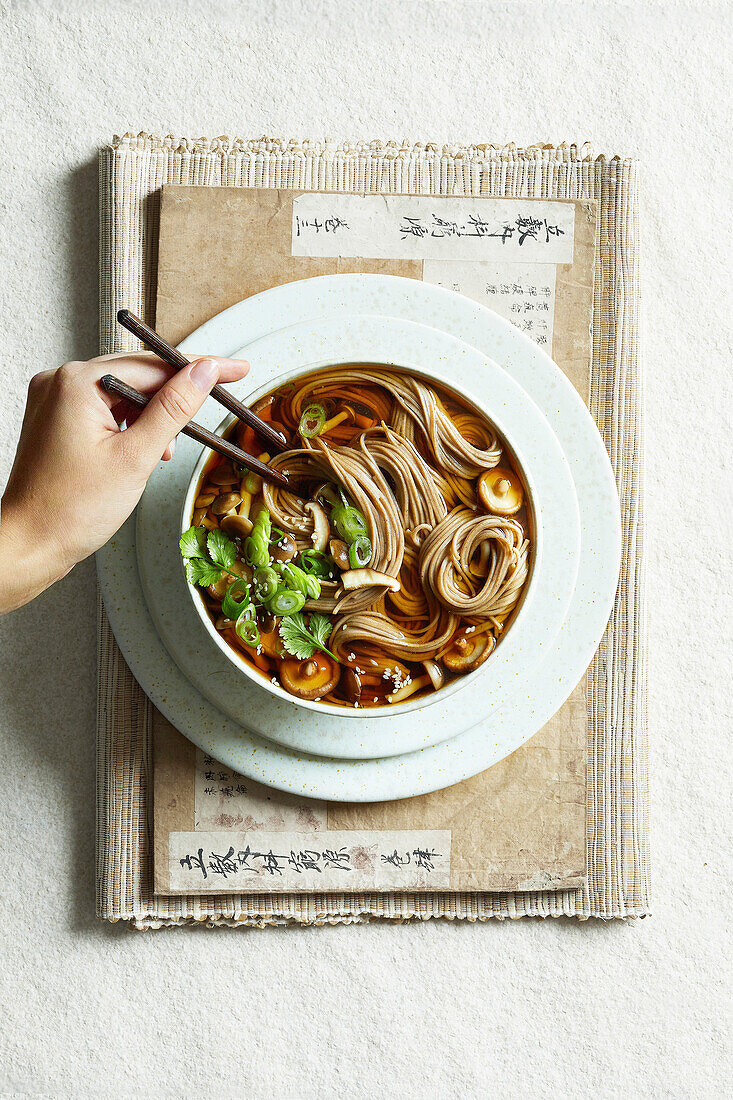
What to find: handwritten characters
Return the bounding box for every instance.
[398,213,564,246]
[200,753,248,799]
[179,844,354,879]
[294,215,349,237]
[179,842,444,880]
[381,848,442,872]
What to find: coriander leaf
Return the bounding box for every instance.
[179,525,208,560]
[185,557,223,588]
[279,613,336,661]
[207,529,237,570]
[308,613,332,648]
[278,614,315,660]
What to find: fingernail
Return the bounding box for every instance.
[189,358,219,391]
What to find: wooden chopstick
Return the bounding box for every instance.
[100,374,291,490]
[116,308,288,454]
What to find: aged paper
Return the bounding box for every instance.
[152,185,595,896]
[194,748,327,832]
[423,260,556,350]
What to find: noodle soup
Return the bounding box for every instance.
[181,366,531,709]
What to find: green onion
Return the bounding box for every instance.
[253,506,271,540]
[332,503,368,542]
[278,562,321,600]
[244,527,268,569]
[299,403,326,438]
[243,472,261,495]
[244,506,272,569]
[221,579,253,621]
[235,615,260,647]
[252,566,279,603]
[299,550,335,579]
[266,587,306,616]
[348,535,372,569]
[269,525,286,545]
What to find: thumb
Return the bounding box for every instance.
[124,358,220,466]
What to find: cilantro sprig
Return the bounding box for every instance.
[179,525,240,588]
[279,612,336,661]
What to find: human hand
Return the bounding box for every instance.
[0,351,249,614]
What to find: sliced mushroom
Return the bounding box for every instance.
[305,502,330,552]
[329,538,350,571]
[212,491,242,516]
[206,558,248,601]
[341,667,363,703]
[215,615,237,631]
[478,467,523,516]
[315,483,341,508]
[236,491,253,522]
[423,660,445,691]
[442,627,496,674]
[220,513,254,540]
[387,673,430,704]
[341,568,401,593]
[210,463,236,486]
[271,531,297,563]
[279,654,341,701]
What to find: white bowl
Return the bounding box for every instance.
[181,357,542,721]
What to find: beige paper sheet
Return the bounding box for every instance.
[151,185,594,896]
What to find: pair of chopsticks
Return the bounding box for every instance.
[101,310,290,489]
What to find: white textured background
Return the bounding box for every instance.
[1,1,731,1096]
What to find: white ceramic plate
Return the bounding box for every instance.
[135,315,580,758]
[97,274,620,802]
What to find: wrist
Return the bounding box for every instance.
[0,496,74,614]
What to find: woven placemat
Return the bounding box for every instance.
[97,135,648,927]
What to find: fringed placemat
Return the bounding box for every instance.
[97,135,648,927]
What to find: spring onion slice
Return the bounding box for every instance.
[235,615,260,647]
[252,566,279,603]
[266,587,306,616]
[244,506,272,568]
[298,403,327,438]
[269,525,286,545]
[348,535,372,569]
[299,550,335,579]
[278,562,321,600]
[332,503,368,542]
[221,579,253,621]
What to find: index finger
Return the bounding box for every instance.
[84,352,250,408]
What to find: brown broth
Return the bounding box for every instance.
[189,366,533,708]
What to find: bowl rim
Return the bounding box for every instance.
[181,356,542,719]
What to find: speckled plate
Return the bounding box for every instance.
[96,274,620,802]
[135,315,580,759]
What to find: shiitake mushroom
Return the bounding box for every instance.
[279,653,341,701]
[478,467,523,516]
[442,628,496,674]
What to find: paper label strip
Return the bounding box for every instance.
[292,194,574,263]
[169,830,452,893]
